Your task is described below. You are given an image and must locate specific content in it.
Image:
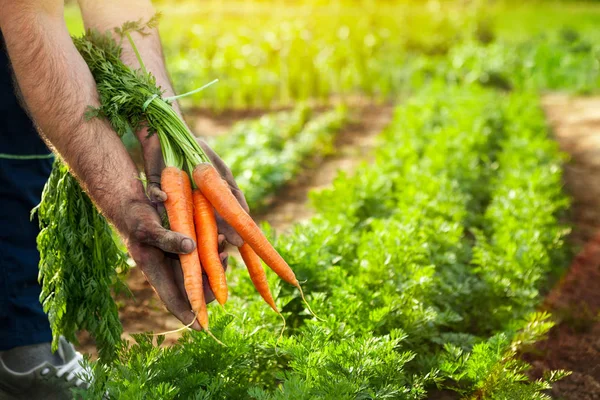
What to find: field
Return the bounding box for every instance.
[55,0,600,398]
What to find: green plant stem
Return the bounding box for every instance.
[164,79,219,102]
[126,32,147,75]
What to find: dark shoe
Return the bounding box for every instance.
[0,337,90,400]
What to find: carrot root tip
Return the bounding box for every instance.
[206,329,226,347]
[220,304,237,319]
[276,311,286,348]
[131,315,197,337]
[296,283,324,322]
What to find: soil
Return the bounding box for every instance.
[254,104,393,232]
[524,94,600,400]
[76,103,394,356]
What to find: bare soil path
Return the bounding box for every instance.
[76,104,393,355]
[255,104,393,232]
[526,94,600,400]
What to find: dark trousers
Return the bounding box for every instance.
[0,34,53,351]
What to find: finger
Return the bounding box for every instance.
[147,184,167,203]
[173,256,216,306]
[136,128,165,202]
[218,234,227,253]
[136,247,202,330]
[135,221,196,254]
[157,203,169,227]
[172,261,187,301]
[217,234,228,270]
[219,252,228,271]
[203,273,216,304]
[230,186,250,213]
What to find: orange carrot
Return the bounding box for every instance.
[193,189,228,305]
[162,166,209,329]
[193,163,298,287]
[239,243,278,313]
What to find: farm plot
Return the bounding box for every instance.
[79,84,570,399]
[49,2,600,398]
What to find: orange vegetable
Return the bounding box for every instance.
[161,166,209,329]
[193,189,228,305]
[239,243,278,313]
[193,163,299,288]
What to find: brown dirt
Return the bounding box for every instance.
[525,94,600,400]
[185,109,261,137]
[76,104,393,356]
[255,104,393,233]
[183,96,378,138]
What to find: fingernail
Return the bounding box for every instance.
[182,238,195,253]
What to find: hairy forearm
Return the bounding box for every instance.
[78,0,181,113]
[0,3,148,234]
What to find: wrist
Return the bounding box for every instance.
[87,175,150,235]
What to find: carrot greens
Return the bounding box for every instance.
[33,159,129,361]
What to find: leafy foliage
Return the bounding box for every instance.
[33,159,128,361]
[152,1,600,109]
[160,1,485,109]
[211,105,348,210]
[431,31,600,94]
[64,1,600,108]
[73,29,163,138]
[441,313,570,399]
[79,84,570,398]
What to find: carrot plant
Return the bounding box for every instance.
[151,1,600,109]
[159,1,483,109]
[210,105,347,211]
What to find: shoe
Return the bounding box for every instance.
[0,337,91,400]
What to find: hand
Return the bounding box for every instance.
[133,129,249,329]
[137,129,250,246]
[123,200,229,330]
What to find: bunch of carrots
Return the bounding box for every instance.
[76,22,310,335]
[148,88,308,334]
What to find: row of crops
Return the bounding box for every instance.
[155,1,600,109]
[81,83,570,399]
[210,105,347,210]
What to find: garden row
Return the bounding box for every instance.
[157,2,599,109]
[81,83,570,399]
[211,105,347,211]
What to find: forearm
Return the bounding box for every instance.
[0,3,148,234]
[78,0,182,113]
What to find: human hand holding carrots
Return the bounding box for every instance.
[132,128,249,329]
[102,24,308,332]
[137,121,311,334]
[122,200,205,331]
